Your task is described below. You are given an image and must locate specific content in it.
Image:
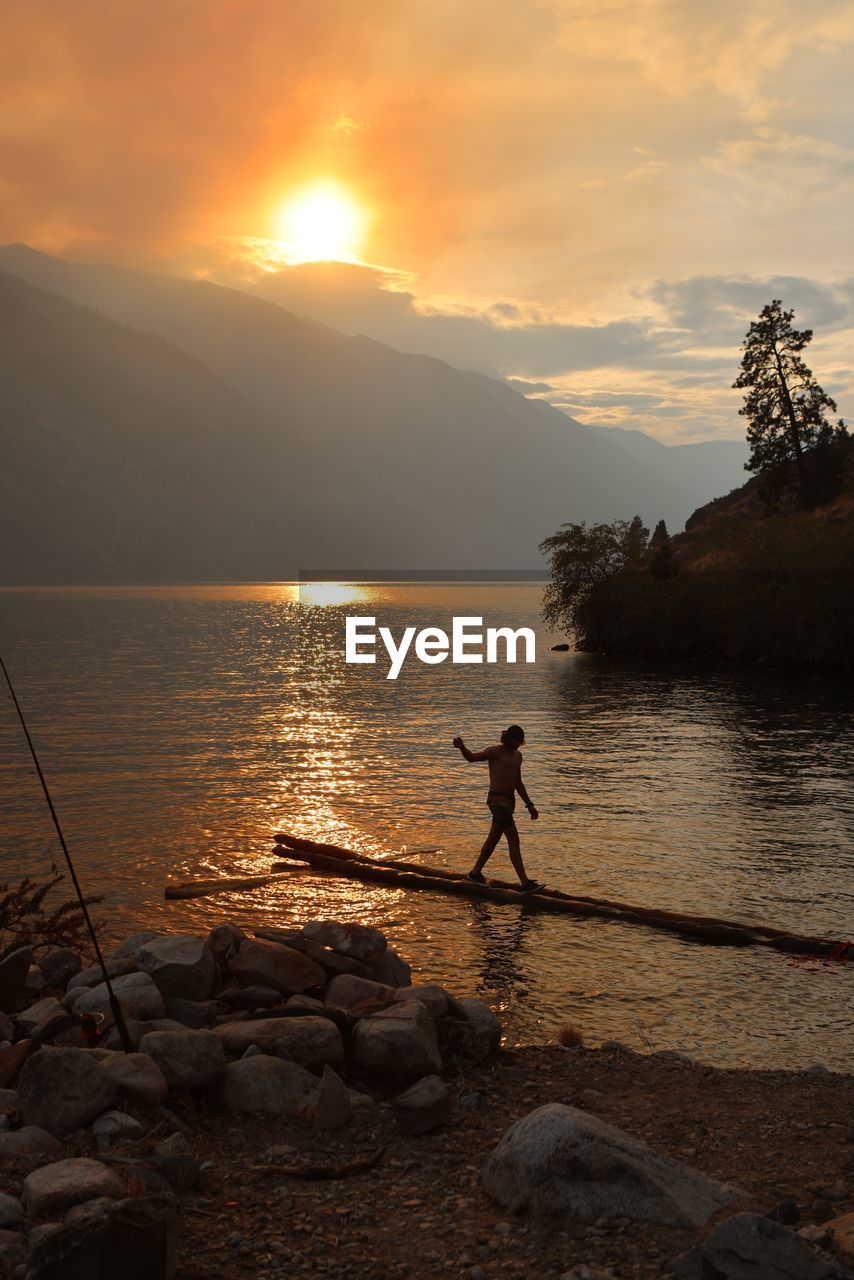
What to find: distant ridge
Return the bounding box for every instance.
[0,245,749,584]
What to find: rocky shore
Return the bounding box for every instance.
[1,919,854,1279]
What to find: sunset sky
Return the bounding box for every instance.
[3,0,853,442]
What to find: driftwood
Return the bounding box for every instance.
[273,832,852,960]
[251,1147,385,1179]
[164,870,300,900]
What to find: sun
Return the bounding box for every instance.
[274,183,365,264]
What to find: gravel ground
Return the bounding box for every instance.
[164,1044,854,1280]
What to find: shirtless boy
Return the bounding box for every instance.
[452,725,545,893]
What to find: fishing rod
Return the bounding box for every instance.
[0,653,133,1053]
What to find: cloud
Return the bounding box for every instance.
[202,254,852,442]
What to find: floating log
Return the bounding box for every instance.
[272,832,851,960]
[164,870,301,900]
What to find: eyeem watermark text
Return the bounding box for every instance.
[345,616,536,680]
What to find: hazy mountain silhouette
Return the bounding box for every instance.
[0,245,748,583]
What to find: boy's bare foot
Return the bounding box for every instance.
[467,870,485,884]
[520,878,545,893]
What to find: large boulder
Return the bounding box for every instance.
[303,920,387,962]
[0,1194,22,1229]
[439,997,502,1065]
[15,995,66,1035]
[40,947,82,989]
[163,997,217,1028]
[23,1157,125,1219]
[26,1192,178,1280]
[671,1212,854,1279]
[71,971,166,1021]
[0,947,33,1013]
[139,1029,225,1091]
[207,922,244,966]
[136,936,216,1001]
[108,932,159,962]
[101,1052,169,1106]
[230,938,325,995]
[68,955,139,992]
[352,1002,443,1079]
[214,1017,344,1072]
[0,1125,65,1159]
[368,946,412,988]
[18,1048,118,1135]
[482,1104,742,1227]
[217,1055,319,1116]
[324,974,396,1012]
[392,984,451,1018]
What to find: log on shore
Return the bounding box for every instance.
[272,832,851,960]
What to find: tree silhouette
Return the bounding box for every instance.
[733,300,846,507]
[649,519,669,549]
[541,516,649,634]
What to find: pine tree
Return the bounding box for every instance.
[733,300,846,506]
[649,519,669,549]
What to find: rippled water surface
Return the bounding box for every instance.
[1,583,852,1069]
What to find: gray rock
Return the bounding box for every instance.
[0,1193,23,1228]
[313,948,374,980]
[217,984,282,1009]
[0,1124,65,1158]
[393,1074,451,1135]
[324,973,396,1012]
[163,997,218,1028]
[27,1191,178,1279]
[392,984,450,1018]
[368,946,412,988]
[93,1109,146,1149]
[353,1002,443,1079]
[23,1157,125,1218]
[482,1104,742,1226]
[217,1055,319,1115]
[207,922,244,964]
[139,1029,225,1090]
[214,1016,344,1072]
[98,1052,166,1108]
[25,962,46,995]
[230,938,325,996]
[456,997,502,1058]
[0,1087,16,1114]
[302,920,388,962]
[312,1064,352,1132]
[107,931,159,961]
[0,1228,26,1269]
[40,947,83,989]
[16,994,66,1034]
[154,1132,191,1157]
[68,955,139,991]
[71,971,166,1021]
[18,1047,118,1135]
[136,936,216,1001]
[670,1211,854,1279]
[0,946,33,1013]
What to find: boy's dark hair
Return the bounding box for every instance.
[501,724,525,745]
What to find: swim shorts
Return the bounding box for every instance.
[487,801,516,829]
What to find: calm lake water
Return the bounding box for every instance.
[1,582,853,1069]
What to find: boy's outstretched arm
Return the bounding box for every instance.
[453,737,494,763]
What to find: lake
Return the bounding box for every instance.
[1,582,852,1069]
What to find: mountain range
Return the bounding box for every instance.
[0,244,748,583]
